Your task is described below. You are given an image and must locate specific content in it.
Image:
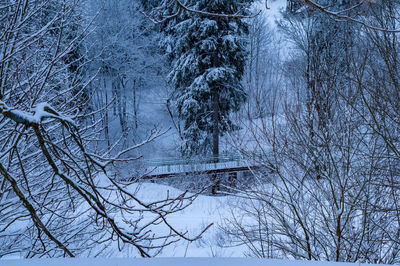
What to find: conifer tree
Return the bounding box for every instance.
[163,0,251,157]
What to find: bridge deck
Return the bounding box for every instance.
[145,159,252,178]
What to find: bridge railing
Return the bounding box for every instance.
[142,153,248,177]
[146,153,243,167]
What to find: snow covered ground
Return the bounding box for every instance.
[0,182,389,266]
[133,182,242,257]
[0,257,385,266]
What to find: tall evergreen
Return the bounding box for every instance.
[163,0,251,157]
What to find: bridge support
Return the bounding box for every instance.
[211,173,220,195]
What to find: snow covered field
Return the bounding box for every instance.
[132,182,241,257]
[0,258,384,266]
[2,181,389,266]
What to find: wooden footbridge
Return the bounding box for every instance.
[133,153,266,193]
[141,154,256,180]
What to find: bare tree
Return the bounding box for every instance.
[224,66,400,262]
[288,0,400,33]
[222,1,400,263]
[144,0,399,33]
[0,0,208,258]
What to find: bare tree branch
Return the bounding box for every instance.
[302,0,400,33]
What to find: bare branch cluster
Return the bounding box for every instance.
[0,0,208,258]
[138,0,261,25]
[222,2,400,262]
[300,0,400,33]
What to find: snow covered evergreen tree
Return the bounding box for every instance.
[163,0,251,157]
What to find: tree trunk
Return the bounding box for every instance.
[212,88,219,160]
[133,79,138,129]
[211,87,220,194]
[104,77,111,150]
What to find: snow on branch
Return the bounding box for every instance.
[138,0,261,25]
[142,0,399,33]
[301,0,400,33]
[0,101,76,127]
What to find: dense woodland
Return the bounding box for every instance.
[0,0,400,263]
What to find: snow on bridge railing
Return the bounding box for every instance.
[146,153,242,167]
[142,153,251,177]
